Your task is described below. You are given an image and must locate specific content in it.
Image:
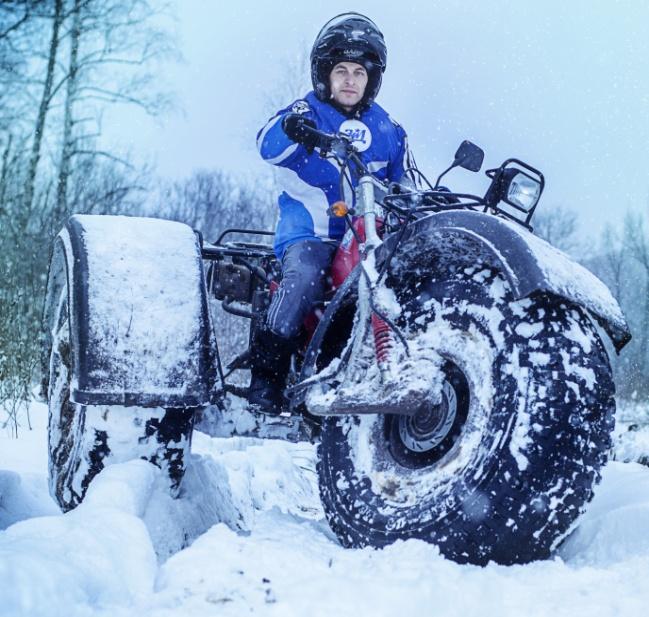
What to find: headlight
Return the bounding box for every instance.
[506,171,541,212]
[483,158,545,227]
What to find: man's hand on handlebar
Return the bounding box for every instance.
[282,114,320,151]
[281,113,337,154]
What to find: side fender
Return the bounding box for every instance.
[43,214,215,407]
[383,211,631,352]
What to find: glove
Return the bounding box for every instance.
[281,113,321,151]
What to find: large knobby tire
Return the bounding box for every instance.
[317,265,615,565]
[47,285,195,512]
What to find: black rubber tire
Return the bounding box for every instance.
[317,265,615,565]
[47,283,195,512]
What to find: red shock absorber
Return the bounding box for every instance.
[371,313,393,372]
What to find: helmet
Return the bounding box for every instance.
[310,12,387,109]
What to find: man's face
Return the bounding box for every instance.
[329,62,368,111]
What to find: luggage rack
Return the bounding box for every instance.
[201,228,276,260]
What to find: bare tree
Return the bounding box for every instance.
[263,43,311,119]
[599,224,627,305]
[55,0,81,218]
[0,2,32,40]
[0,2,42,124]
[23,0,64,213]
[54,0,177,219]
[0,135,13,209]
[533,205,580,254]
[622,212,649,394]
[1,0,179,422]
[590,211,649,400]
[158,169,274,237]
[67,152,148,217]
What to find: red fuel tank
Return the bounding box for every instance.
[331,218,365,289]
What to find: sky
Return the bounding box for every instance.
[101,0,649,241]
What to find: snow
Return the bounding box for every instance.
[67,215,205,400]
[2,401,649,617]
[501,219,627,337]
[515,322,544,338]
[612,402,649,468]
[559,349,596,390]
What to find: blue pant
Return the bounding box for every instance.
[266,239,337,339]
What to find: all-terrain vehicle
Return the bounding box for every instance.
[41,131,630,565]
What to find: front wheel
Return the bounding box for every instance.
[317,267,615,565]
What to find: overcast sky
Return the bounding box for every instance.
[102,0,649,240]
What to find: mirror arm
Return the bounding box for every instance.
[434,162,458,189]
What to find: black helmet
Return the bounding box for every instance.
[310,12,387,109]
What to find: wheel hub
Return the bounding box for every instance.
[398,381,457,452]
[386,361,469,469]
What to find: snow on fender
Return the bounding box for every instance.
[386,210,631,352]
[43,214,214,408]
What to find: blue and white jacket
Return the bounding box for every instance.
[257,91,412,259]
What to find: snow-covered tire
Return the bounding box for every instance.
[46,283,195,512]
[317,266,615,565]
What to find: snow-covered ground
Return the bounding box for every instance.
[2,401,649,617]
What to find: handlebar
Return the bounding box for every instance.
[300,124,368,171]
[298,126,482,207]
[296,126,539,228]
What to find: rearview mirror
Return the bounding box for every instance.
[454,141,484,172]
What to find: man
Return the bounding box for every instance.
[251,12,413,413]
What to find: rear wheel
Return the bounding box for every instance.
[317,266,615,565]
[47,285,195,512]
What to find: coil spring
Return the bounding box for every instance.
[371,313,393,369]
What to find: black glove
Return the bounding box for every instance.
[281,113,321,151]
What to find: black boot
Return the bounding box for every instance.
[248,329,296,414]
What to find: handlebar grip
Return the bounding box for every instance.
[301,123,335,143]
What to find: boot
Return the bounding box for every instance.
[248,371,286,414]
[248,328,296,414]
